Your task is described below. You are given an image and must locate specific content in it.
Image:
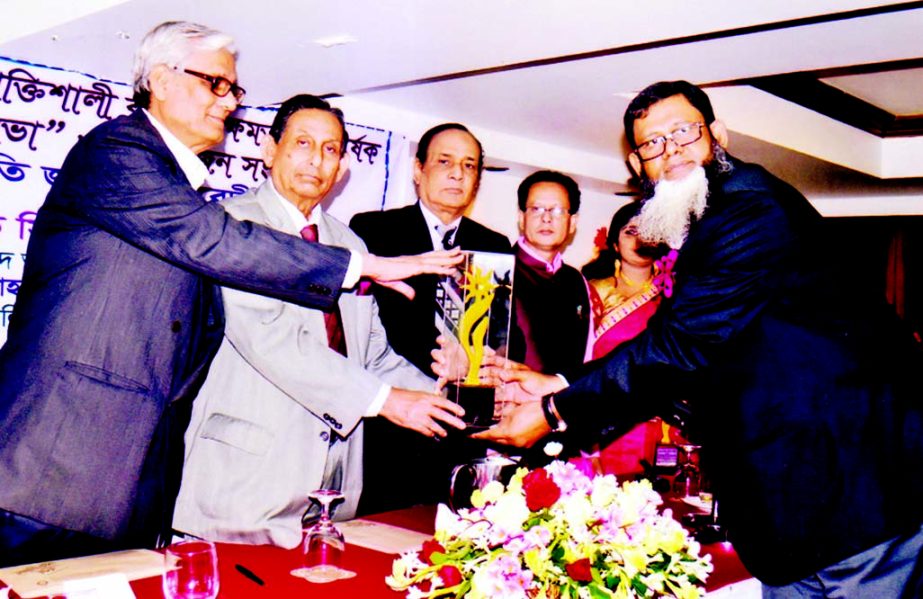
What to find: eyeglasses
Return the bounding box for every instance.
[178,68,246,103]
[635,122,705,161]
[525,205,569,219]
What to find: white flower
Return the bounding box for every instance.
[387,459,711,598]
[543,441,563,456]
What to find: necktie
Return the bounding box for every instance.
[439,225,458,250]
[300,224,347,357]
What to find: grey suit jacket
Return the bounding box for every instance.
[172,181,433,549]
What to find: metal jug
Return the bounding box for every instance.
[449,454,519,511]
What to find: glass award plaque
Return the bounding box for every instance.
[436,251,514,432]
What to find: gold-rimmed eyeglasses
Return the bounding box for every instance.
[525,205,569,219]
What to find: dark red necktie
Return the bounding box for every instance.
[300,224,347,357]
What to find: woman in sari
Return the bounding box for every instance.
[580,202,680,477]
[583,202,665,359]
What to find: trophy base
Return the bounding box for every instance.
[445,383,497,433]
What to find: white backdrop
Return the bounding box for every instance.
[0,55,413,346]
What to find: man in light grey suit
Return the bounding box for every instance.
[172,95,465,549]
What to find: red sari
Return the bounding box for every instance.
[584,277,678,477]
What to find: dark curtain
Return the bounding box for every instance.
[824,216,923,343]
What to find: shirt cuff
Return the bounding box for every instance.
[343,250,363,289]
[364,383,390,417]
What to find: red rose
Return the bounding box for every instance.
[522,468,561,511]
[438,564,463,587]
[566,558,593,582]
[420,539,445,564]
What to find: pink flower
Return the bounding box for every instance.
[522,468,561,511]
[652,249,678,298]
[438,565,463,587]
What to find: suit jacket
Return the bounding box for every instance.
[350,203,511,511]
[0,110,351,545]
[350,203,512,374]
[556,159,923,584]
[172,182,433,549]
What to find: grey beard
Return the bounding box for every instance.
[636,166,709,249]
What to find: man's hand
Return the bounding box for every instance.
[477,349,529,387]
[430,334,468,381]
[470,401,549,447]
[495,367,567,397]
[378,387,466,438]
[362,248,463,300]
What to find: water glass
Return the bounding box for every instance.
[163,539,219,599]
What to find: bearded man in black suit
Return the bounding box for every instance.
[477,81,923,598]
[351,123,510,512]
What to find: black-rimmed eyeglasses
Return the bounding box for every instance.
[635,122,705,161]
[178,68,246,103]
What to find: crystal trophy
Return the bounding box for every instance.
[437,250,515,432]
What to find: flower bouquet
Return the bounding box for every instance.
[387,460,712,598]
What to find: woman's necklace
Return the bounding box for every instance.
[614,260,653,300]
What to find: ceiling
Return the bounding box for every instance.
[3,0,923,212]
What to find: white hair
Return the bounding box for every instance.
[131,21,237,107]
[636,166,709,249]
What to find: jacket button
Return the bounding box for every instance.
[320,431,329,442]
[171,321,182,333]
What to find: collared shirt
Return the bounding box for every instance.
[143,109,208,190]
[143,108,362,287]
[262,181,362,289]
[267,179,389,417]
[516,236,564,274]
[419,201,461,250]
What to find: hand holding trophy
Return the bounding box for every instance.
[434,251,515,432]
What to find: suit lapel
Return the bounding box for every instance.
[404,203,436,253]
[253,182,299,236]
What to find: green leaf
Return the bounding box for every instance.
[430,552,447,565]
[630,575,648,596]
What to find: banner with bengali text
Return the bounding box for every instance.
[0,55,413,346]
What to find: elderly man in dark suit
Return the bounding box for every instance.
[478,81,923,597]
[0,21,457,567]
[350,123,510,512]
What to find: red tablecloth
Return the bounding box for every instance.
[2,504,752,597]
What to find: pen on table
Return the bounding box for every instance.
[235,563,265,586]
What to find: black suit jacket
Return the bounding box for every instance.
[556,159,923,584]
[350,203,511,374]
[0,110,350,546]
[350,202,511,512]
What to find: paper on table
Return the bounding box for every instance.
[0,549,163,599]
[339,519,430,554]
[682,495,713,513]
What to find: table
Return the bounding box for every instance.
[2,505,754,598]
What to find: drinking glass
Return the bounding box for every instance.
[162,539,219,599]
[672,443,702,499]
[302,489,346,572]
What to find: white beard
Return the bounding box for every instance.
[636,166,709,249]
